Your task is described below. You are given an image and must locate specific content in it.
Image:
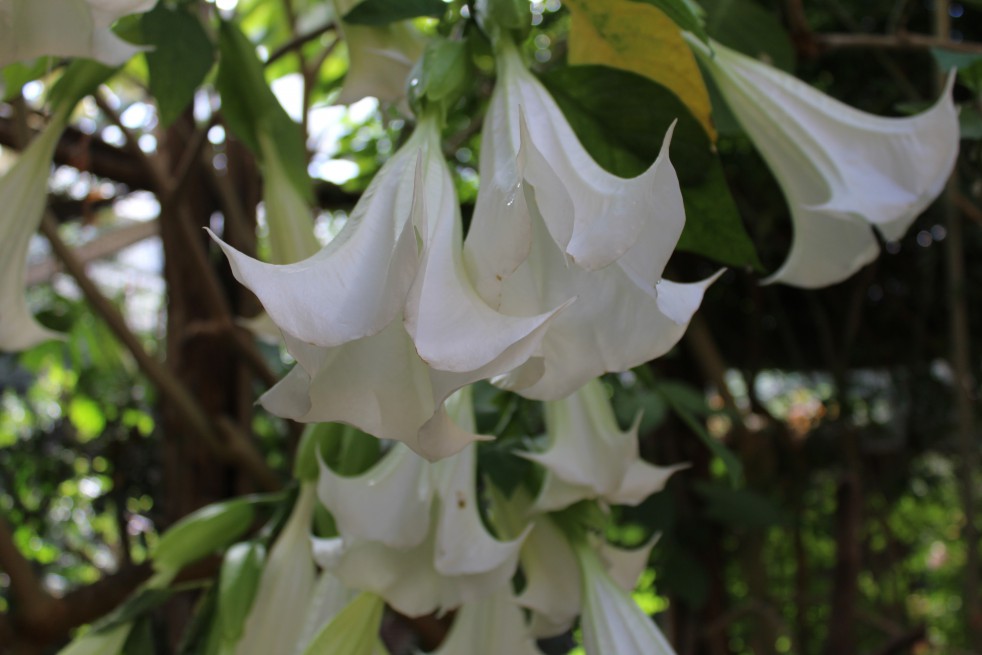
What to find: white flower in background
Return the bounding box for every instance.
[510,513,657,639]
[522,378,687,512]
[576,541,676,655]
[313,389,529,616]
[0,112,68,352]
[0,0,153,68]
[428,589,544,655]
[331,0,424,104]
[233,483,317,655]
[463,41,717,400]
[687,37,959,288]
[218,116,559,460]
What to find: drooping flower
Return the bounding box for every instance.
[0,111,69,352]
[463,40,717,400]
[575,540,676,655]
[313,388,529,616]
[428,588,545,655]
[233,483,317,655]
[215,115,560,459]
[0,0,153,68]
[331,0,424,104]
[687,37,959,288]
[522,378,686,513]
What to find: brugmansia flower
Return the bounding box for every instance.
[575,541,676,655]
[233,483,317,655]
[523,378,686,512]
[214,116,559,459]
[0,112,68,352]
[313,389,528,615]
[428,589,544,655]
[463,40,716,400]
[0,0,153,67]
[331,0,424,104]
[510,513,656,638]
[687,37,959,288]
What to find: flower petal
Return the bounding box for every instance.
[430,589,545,655]
[576,543,676,655]
[405,120,565,374]
[318,442,433,549]
[209,137,421,349]
[514,516,582,637]
[332,0,424,104]
[235,484,317,655]
[690,37,958,288]
[491,208,719,399]
[260,321,486,460]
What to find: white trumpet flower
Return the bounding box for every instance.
[513,514,657,639]
[576,541,676,655]
[464,42,716,400]
[429,589,544,655]
[234,483,317,655]
[0,0,153,68]
[687,37,959,288]
[0,112,68,352]
[217,116,559,460]
[313,390,529,616]
[523,379,686,513]
[332,0,424,104]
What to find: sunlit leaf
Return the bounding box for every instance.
[565,0,715,140]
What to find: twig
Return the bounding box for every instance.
[38,214,280,491]
[816,32,982,54]
[266,23,336,66]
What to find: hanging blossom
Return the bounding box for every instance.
[575,540,677,655]
[463,37,718,400]
[686,36,959,288]
[312,388,529,616]
[488,487,661,641]
[427,588,544,655]
[522,378,686,513]
[212,114,561,460]
[0,111,70,352]
[331,0,424,104]
[0,0,153,68]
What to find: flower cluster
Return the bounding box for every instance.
[3,1,961,654]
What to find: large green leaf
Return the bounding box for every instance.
[216,21,312,202]
[541,65,760,268]
[932,48,982,94]
[142,4,215,127]
[701,0,794,71]
[342,0,447,25]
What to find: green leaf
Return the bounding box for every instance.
[655,381,743,487]
[632,0,707,44]
[678,158,761,268]
[216,21,312,202]
[122,617,156,655]
[701,0,794,71]
[93,588,174,634]
[48,59,117,114]
[931,48,982,94]
[2,58,53,101]
[541,65,759,268]
[342,0,447,25]
[142,4,215,127]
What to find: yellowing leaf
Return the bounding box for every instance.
[565,0,716,141]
